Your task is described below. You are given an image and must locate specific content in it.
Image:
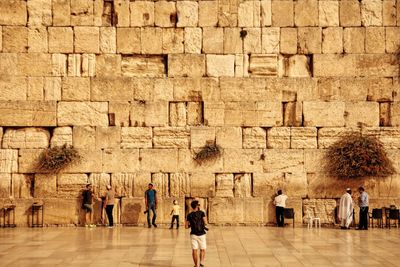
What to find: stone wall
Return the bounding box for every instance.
[0,0,400,226]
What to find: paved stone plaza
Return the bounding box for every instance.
[1,226,399,267]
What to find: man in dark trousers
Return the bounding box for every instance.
[186,200,208,267]
[357,187,369,230]
[144,183,158,228]
[82,184,95,227]
[273,189,288,227]
[104,185,115,228]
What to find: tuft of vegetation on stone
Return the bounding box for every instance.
[36,144,81,174]
[194,143,221,164]
[325,133,395,179]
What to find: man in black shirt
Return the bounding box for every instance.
[82,184,95,227]
[186,200,208,267]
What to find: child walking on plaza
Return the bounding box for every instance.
[170,200,180,229]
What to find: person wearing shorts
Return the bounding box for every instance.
[186,200,208,267]
[82,184,95,227]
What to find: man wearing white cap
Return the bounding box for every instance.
[338,188,354,229]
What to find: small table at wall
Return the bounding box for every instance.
[31,203,44,227]
[2,204,16,228]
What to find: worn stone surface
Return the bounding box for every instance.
[2,128,49,149]
[57,102,108,126]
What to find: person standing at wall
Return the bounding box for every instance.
[104,185,115,228]
[144,183,158,228]
[357,187,369,230]
[186,200,208,267]
[82,184,95,228]
[339,188,354,229]
[170,200,180,229]
[273,190,288,227]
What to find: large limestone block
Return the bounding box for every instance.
[91,77,134,101]
[199,1,218,26]
[345,102,380,127]
[42,198,82,225]
[2,26,28,52]
[109,101,129,127]
[243,28,261,53]
[184,27,202,54]
[154,1,177,27]
[244,198,264,223]
[133,172,151,197]
[280,28,297,54]
[209,197,244,224]
[386,27,400,53]
[238,1,260,27]
[223,28,242,54]
[50,127,72,147]
[190,172,215,197]
[61,77,90,101]
[291,127,317,149]
[57,102,108,126]
[217,0,239,27]
[0,0,27,25]
[223,149,263,173]
[168,54,205,77]
[0,173,11,198]
[121,197,147,225]
[116,28,141,54]
[379,128,400,149]
[170,173,191,198]
[322,27,343,54]
[140,149,178,172]
[267,127,290,148]
[261,27,279,54]
[361,0,383,26]
[216,127,242,149]
[271,1,294,26]
[114,0,130,27]
[2,128,49,149]
[173,77,220,101]
[340,1,361,26]
[0,101,56,126]
[130,1,154,27]
[206,55,235,77]
[51,54,67,77]
[220,78,268,102]
[61,149,103,173]
[72,126,95,149]
[224,102,257,126]
[294,0,318,26]
[249,54,277,76]
[256,102,282,126]
[344,27,365,53]
[130,101,169,127]
[303,199,337,224]
[151,173,169,197]
[382,0,397,26]
[283,102,302,126]
[111,173,134,198]
[141,28,162,54]
[102,149,139,172]
[134,78,156,101]
[57,173,88,198]
[34,174,57,198]
[319,1,339,26]
[169,102,187,127]
[99,27,116,53]
[215,173,234,197]
[365,27,385,54]
[48,27,73,53]
[17,53,52,76]
[162,28,184,54]
[178,149,223,173]
[391,103,400,126]
[0,53,18,76]
[17,149,42,173]
[88,173,110,198]
[190,127,216,148]
[121,127,152,149]
[317,127,357,149]
[12,174,33,198]
[253,172,282,198]
[243,127,266,149]
[285,55,311,77]
[262,149,304,173]
[70,0,94,26]
[234,173,252,198]
[52,0,70,26]
[153,127,190,148]
[121,56,166,77]
[74,26,100,53]
[177,1,198,27]
[303,101,345,127]
[298,27,322,54]
[95,127,120,149]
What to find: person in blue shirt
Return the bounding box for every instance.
[144,183,158,228]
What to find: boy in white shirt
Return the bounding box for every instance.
[170,200,180,229]
[273,189,288,227]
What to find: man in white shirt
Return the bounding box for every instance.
[273,190,288,227]
[339,188,354,229]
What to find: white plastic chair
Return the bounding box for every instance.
[306,208,321,229]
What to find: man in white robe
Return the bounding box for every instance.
[338,188,354,229]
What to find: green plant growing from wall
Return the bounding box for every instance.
[325,133,395,179]
[194,142,221,164]
[36,144,81,174]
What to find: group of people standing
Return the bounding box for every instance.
[338,187,369,230]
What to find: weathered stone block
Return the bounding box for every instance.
[95,127,120,149]
[256,102,282,126]
[340,1,361,26]
[280,28,297,54]
[116,28,141,54]
[261,27,279,54]
[48,27,73,53]
[199,1,218,26]
[317,127,355,149]
[52,0,70,26]
[88,173,110,198]
[319,1,339,26]
[243,127,266,149]
[249,54,277,76]
[74,26,99,53]
[57,173,88,198]
[120,197,147,225]
[34,174,57,198]
[206,55,235,77]
[91,77,133,101]
[216,127,242,149]
[262,149,304,173]
[61,77,90,101]
[187,101,203,125]
[3,26,28,52]
[168,54,205,77]
[154,1,176,27]
[72,126,95,149]
[190,127,216,148]
[234,173,252,198]
[177,1,198,27]
[99,27,116,53]
[190,172,215,197]
[223,149,263,173]
[0,76,27,101]
[385,27,400,53]
[223,28,242,54]
[0,101,56,126]
[243,28,262,53]
[111,173,133,198]
[303,101,345,127]
[18,149,42,173]
[12,174,33,198]
[209,197,243,224]
[121,56,165,78]
[215,173,233,197]
[2,128,49,149]
[57,102,108,126]
[153,127,190,148]
[345,102,380,127]
[382,0,397,26]
[102,149,139,172]
[390,103,400,126]
[238,1,260,27]
[70,0,93,26]
[286,55,311,77]
[267,127,290,148]
[0,173,11,198]
[291,127,317,149]
[170,173,190,197]
[202,27,223,54]
[162,28,184,54]
[204,102,225,126]
[28,26,47,53]
[361,0,383,26]
[141,27,162,54]
[130,1,154,27]
[295,0,318,26]
[62,149,102,173]
[303,198,337,224]
[261,0,272,26]
[322,27,343,54]
[344,27,365,53]
[365,27,385,53]
[224,102,258,126]
[140,149,178,172]
[184,27,202,54]
[121,127,152,149]
[0,0,27,25]
[51,54,67,77]
[169,102,186,127]
[17,53,52,76]
[178,149,223,173]
[130,101,169,127]
[298,27,321,54]
[271,1,294,26]
[151,173,169,197]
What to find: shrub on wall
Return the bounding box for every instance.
[36,144,81,174]
[194,143,221,164]
[325,133,395,179]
